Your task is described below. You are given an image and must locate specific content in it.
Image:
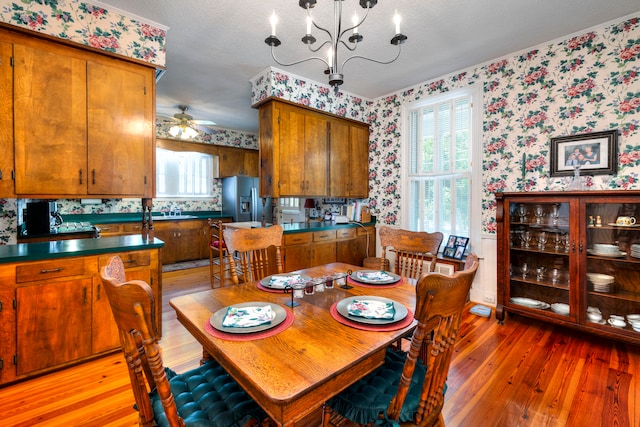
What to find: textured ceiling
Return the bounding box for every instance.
[98,0,640,133]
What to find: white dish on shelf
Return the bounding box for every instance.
[586,273,614,286]
[551,303,570,315]
[608,318,626,328]
[587,249,627,258]
[510,297,549,310]
[608,223,640,228]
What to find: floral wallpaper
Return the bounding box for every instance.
[252,15,640,236]
[155,122,258,149]
[0,0,166,66]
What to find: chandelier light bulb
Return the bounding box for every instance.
[270,11,278,36]
[306,16,312,35]
[394,11,401,34]
[352,13,359,34]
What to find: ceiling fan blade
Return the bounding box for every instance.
[191,119,217,126]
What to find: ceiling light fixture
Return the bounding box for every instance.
[168,123,198,140]
[265,0,407,95]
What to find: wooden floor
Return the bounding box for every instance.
[2,265,640,426]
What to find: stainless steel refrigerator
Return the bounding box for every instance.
[221,176,273,223]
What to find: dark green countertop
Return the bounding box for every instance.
[0,235,164,264]
[65,211,226,225]
[62,213,376,234]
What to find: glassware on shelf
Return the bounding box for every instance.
[534,205,544,224]
[517,204,528,223]
[563,234,570,253]
[554,232,563,251]
[551,268,561,284]
[550,204,560,226]
[536,266,546,281]
[521,263,529,279]
[521,231,532,248]
[538,231,548,250]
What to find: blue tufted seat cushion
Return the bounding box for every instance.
[150,360,266,427]
[327,348,435,425]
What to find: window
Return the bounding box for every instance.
[156,148,218,197]
[402,87,480,252]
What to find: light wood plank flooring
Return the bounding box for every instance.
[2,265,639,426]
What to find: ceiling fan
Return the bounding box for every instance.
[159,105,216,139]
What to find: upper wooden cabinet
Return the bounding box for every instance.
[218,145,259,177]
[5,28,155,198]
[0,41,14,198]
[257,98,369,198]
[329,119,370,198]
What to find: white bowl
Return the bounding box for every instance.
[608,318,626,328]
[587,312,603,322]
[551,303,570,315]
[587,273,615,286]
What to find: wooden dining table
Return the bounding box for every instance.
[169,262,417,427]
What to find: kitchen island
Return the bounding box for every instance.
[0,235,163,385]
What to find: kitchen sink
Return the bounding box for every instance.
[151,215,198,221]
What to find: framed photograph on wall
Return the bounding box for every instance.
[443,235,469,260]
[549,130,618,177]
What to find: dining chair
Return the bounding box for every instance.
[100,255,269,427]
[222,224,284,284]
[208,219,237,287]
[323,253,479,427]
[379,226,444,278]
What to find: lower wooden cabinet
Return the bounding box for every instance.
[283,225,375,272]
[0,247,161,385]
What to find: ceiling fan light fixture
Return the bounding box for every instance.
[169,123,198,139]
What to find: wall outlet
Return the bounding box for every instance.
[483,295,496,304]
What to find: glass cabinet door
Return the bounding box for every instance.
[507,201,573,318]
[584,201,640,330]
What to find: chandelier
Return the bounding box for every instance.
[265,0,408,95]
[168,123,198,140]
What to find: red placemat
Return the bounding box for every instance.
[330,301,415,331]
[205,307,294,341]
[257,282,286,293]
[347,275,406,289]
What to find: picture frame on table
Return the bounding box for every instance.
[549,130,618,177]
[443,235,469,260]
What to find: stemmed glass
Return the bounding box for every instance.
[564,234,571,253]
[538,231,548,250]
[550,204,560,226]
[536,266,546,281]
[534,205,544,224]
[521,263,529,279]
[554,232,563,251]
[518,204,528,223]
[551,268,561,285]
[521,231,532,248]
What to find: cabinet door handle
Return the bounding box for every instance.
[79,169,83,185]
[579,242,584,252]
[82,287,87,305]
[96,283,101,300]
[40,268,63,274]
[92,169,96,185]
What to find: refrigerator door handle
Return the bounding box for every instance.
[250,187,257,223]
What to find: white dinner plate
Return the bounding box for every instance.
[587,249,627,258]
[510,297,549,310]
[349,270,402,285]
[336,296,408,325]
[210,302,287,334]
[260,274,311,289]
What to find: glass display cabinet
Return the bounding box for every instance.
[496,191,640,345]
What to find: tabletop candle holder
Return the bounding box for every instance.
[335,270,352,289]
[283,283,305,308]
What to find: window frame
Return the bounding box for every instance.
[400,85,483,256]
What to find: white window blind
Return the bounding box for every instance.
[405,92,473,249]
[156,148,216,197]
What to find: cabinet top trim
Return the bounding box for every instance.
[252,97,370,128]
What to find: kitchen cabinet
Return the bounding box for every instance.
[336,226,375,266]
[219,146,259,177]
[258,99,329,197]
[153,219,205,264]
[496,190,640,346]
[329,120,370,198]
[6,28,154,198]
[0,246,161,385]
[0,41,14,198]
[282,225,375,272]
